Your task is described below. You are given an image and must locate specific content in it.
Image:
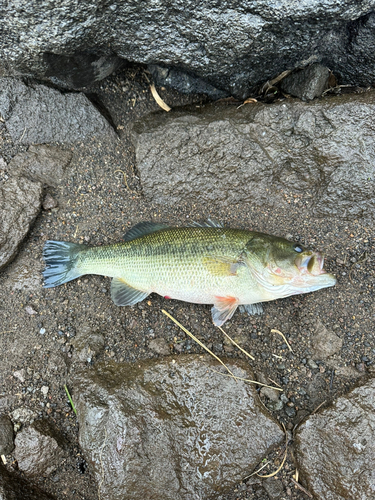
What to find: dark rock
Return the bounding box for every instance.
[295,377,375,500]
[132,91,375,220]
[311,320,343,360]
[73,355,284,500]
[148,337,170,355]
[0,78,117,145]
[43,51,124,89]
[260,386,281,403]
[0,2,375,97]
[8,145,72,187]
[148,65,228,99]
[71,324,105,363]
[280,64,330,101]
[0,176,42,271]
[0,415,14,455]
[262,477,285,499]
[13,420,66,477]
[0,464,56,500]
[42,193,58,211]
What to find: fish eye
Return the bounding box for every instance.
[293,243,304,253]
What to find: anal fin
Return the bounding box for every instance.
[239,303,264,316]
[111,278,149,306]
[211,296,239,326]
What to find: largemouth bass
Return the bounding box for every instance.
[42,221,336,326]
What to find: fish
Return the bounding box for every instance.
[42,220,336,326]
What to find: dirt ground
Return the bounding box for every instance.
[0,66,374,499]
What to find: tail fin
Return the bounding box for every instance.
[42,240,86,288]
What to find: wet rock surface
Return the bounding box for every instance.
[280,64,330,101]
[1,2,375,97]
[8,145,72,187]
[0,415,14,455]
[0,176,42,270]
[295,377,375,500]
[0,464,56,500]
[0,78,117,145]
[73,355,284,500]
[132,91,375,220]
[13,419,66,477]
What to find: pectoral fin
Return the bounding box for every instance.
[111,278,149,306]
[211,296,239,326]
[203,256,245,277]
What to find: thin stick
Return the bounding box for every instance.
[311,400,327,414]
[244,460,270,479]
[257,423,288,478]
[210,369,283,391]
[114,169,137,195]
[162,310,236,378]
[64,384,77,415]
[268,377,282,388]
[1,455,6,465]
[98,428,107,500]
[150,84,171,112]
[271,329,293,352]
[290,477,313,498]
[272,354,283,360]
[217,326,255,360]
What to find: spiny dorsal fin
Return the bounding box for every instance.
[188,219,224,228]
[110,277,149,306]
[124,221,170,242]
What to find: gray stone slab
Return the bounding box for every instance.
[0,2,375,97]
[0,176,42,271]
[295,377,375,500]
[73,355,284,500]
[8,145,72,187]
[132,91,375,220]
[0,78,116,145]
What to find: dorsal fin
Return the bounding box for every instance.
[124,222,170,242]
[188,219,224,228]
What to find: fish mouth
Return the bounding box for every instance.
[296,251,326,276]
[294,251,336,288]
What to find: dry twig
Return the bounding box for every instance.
[114,169,138,195]
[290,477,313,498]
[217,326,255,360]
[210,369,283,391]
[162,310,236,378]
[257,423,288,478]
[150,84,171,112]
[271,329,293,352]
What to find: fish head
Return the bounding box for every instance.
[246,234,336,299]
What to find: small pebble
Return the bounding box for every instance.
[13,370,25,383]
[41,386,49,397]
[42,193,58,210]
[307,359,318,369]
[25,305,37,315]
